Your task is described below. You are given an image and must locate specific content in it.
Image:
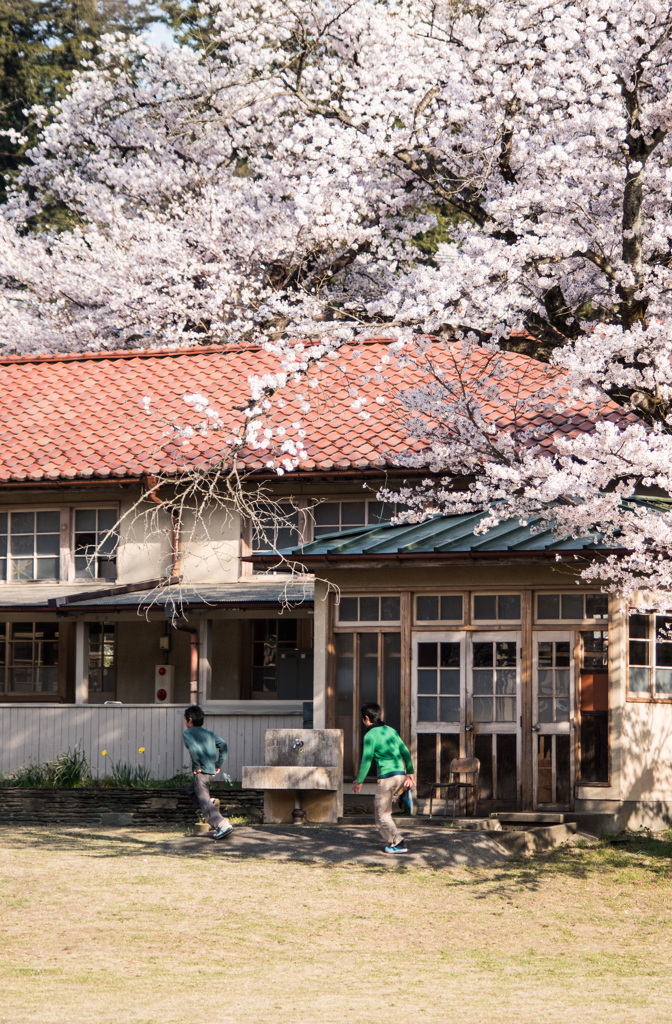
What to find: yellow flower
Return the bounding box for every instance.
[101,750,107,756]
[138,747,145,754]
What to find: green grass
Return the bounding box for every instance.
[0,826,671,1023]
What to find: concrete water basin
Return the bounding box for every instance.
[242,765,340,791]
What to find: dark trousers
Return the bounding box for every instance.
[187,773,226,828]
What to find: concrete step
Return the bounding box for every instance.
[490,812,567,824]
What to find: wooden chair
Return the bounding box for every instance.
[428,757,480,818]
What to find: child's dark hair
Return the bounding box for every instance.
[184,704,205,727]
[360,702,383,724]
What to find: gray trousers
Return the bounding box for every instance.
[187,773,228,829]
[375,775,404,846]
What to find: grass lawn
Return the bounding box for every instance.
[1,825,671,1024]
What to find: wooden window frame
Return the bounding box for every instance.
[626,610,672,705]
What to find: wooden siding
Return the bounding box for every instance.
[0,704,303,781]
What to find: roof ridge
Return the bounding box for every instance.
[0,336,405,367]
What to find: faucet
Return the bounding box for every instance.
[292,739,304,750]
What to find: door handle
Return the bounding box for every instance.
[465,724,474,732]
[532,724,540,732]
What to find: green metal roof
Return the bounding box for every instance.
[280,511,610,559]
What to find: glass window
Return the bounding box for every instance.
[536,592,608,621]
[336,595,400,624]
[627,612,672,700]
[415,594,464,623]
[473,594,521,622]
[311,500,398,537]
[416,640,461,724]
[1,510,61,581]
[252,503,301,553]
[88,623,115,701]
[0,621,59,694]
[74,508,119,580]
[471,640,518,722]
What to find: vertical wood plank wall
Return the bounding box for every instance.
[0,706,303,781]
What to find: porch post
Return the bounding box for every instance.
[520,590,533,809]
[198,618,212,704]
[74,621,89,705]
[312,580,328,729]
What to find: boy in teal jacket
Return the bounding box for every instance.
[183,704,233,840]
[352,702,415,854]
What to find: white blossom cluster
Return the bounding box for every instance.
[1,1,672,598]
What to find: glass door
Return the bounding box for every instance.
[533,632,574,808]
[412,632,465,806]
[467,632,521,808]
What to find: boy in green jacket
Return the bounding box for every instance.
[183,704,233,840]
[352,702,415,854]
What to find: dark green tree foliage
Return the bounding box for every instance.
[0,1,153,198]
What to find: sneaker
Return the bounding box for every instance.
[384,843,408,854]
[212,824,233,840]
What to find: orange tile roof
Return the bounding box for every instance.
[0,341,630,483]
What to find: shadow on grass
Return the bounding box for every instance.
[1,825,671,881]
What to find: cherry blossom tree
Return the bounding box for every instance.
[2,0,672,599]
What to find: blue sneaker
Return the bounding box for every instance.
[398,789,417,816]
[213,824,233,840]
[384,843,408,854]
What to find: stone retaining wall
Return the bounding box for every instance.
[0,786,264,827]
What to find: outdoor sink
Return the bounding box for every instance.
[242,765,340,791]
[242,728,344,824]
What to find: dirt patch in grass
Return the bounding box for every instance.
[1,825,671,1024]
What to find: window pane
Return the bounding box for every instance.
[555,642,571,667]
[11,512,33,533]
[629,640,649,666]
[417,670,437,694]
[417,596,438,620]
[586,593,608,619]
[36,511,60,533]
[555,669,570,695]
[359,597,379,621]
[495,669,516,694]
[561,593,584,619]
[496,641,517,667]
[0,512,6,532]
[36,533,59,555]
[11,558,34,580]
[538,697,554,723]
[368,501,394,524]
[338,598,358,621]
[439,670,460,695]
[538,642,553,668]
[629,614,649,639]
[439,642,460,668]
[341,502,366,526]
[555,698,570,721]
[11,534,33,555]
[656,643,672,668]
[628,667,650,694]
[75,509,97,531]
[380,596,400,621]
[538,594,560,619]
[495,697,515,722]
[473,595,496,620]
[418,643,437,668]
[538,669,554,695]
[440,595,463,620]
[417,696,437,722]
[439,697,459,722]
[498,594,521,619]
[35,557,59,580]
[655,670,672,695]
[473,670,492,695]
[98,509,118,531]
[473,642,493,668]
[473,697,493,722]
[75,556,96,578]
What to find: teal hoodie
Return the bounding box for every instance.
[183,726,227,774]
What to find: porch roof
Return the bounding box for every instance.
[0,580,314,613]
[271,511,611,562]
